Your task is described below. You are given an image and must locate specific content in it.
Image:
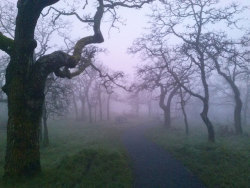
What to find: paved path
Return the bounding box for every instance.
[122,123,205,188]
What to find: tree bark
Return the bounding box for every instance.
[4,56,45,176]
[3,1,44,176]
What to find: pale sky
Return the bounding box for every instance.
[92,0,250,76]
[2,0,250,77]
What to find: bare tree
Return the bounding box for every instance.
[130,0,245,142]
[205,33,249,135]
[0,0,153,177]
[134,60,181,128]
[42,75,72,146]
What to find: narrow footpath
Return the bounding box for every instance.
[122,123,205,188]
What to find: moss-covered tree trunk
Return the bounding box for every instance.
[4,68,44,177]
[3,1,45,177]
[2,1,81,177]
[0,0,107,178]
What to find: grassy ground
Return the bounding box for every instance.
[0,119,132,188]
[148,123,250,188]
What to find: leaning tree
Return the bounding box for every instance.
[205,33,249,135]
[0,0,153,177]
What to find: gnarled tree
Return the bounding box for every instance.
[0,0,153,177]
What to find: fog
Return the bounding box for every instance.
[0,0,250,187]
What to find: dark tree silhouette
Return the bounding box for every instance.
[0,0,153,177]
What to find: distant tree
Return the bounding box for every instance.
[131,0,245,142]
[42,75,72,146]
[135,61,180,128]
[243,75,250,126]
[206,33,249,135]
[92,63,128,121]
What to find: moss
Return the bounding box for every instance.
[0,32,14,54]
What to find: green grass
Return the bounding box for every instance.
[0,119,132,188]
[148,124,250,188]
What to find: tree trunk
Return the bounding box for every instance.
[200,60,215,142]
[214,61,243,134]
[180,89,189,135]
[42,106,49,147]
[94,104,97,122]
[98,90,102,121]
[200,100,215,142]
[80,97,86,121]
[73,92,78,120]
[159,85,179,128]
[163,110,170,127]
[182,105,189,135]
[166,86,180,128]
[243,80,249,126]
[39,117,43,142]
[234,93,243,134]
[159,86,169,128]
[4,58,45,177]
[86,94,92,123]
[4,2,44,174]
[1,0,105,178]
[107,94,111,121]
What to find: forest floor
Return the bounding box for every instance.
[0,120,132,188]
[148,122,250,188]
